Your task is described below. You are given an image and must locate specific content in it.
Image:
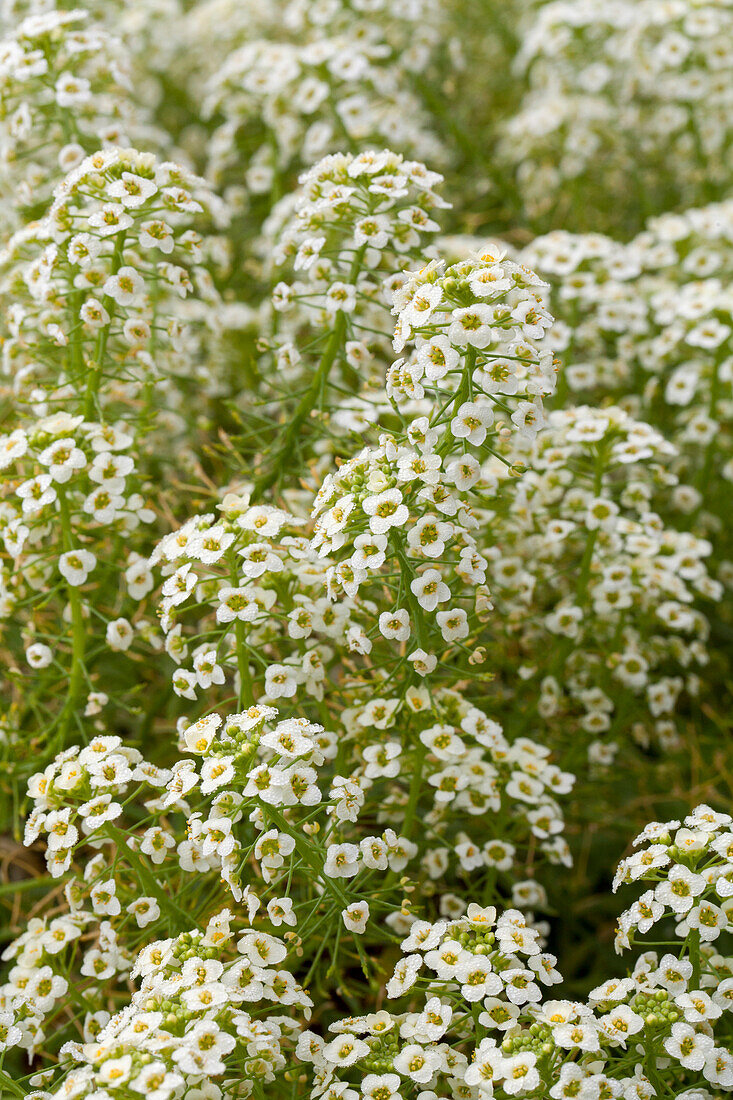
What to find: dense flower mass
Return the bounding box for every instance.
[0,2,730,1099]
[0,9,164,232]
[501,0,733,233]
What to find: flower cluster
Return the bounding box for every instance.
[291,805,732,1099]
[151,487,573,887]
[49,913,311,1098]
[0,9,160,231]
[0,145,223,422]
[197,0,444,219]
[388,247,557,431]
[251,149,448,481]
[0,4,730,1098]
[520,202,733,537]
[614,803,733,953]
[308,244,559,663]
[484,405,721,766]
[0,146,228,805]
[502,0,733,233]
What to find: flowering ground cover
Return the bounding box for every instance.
[0,1,731,1097]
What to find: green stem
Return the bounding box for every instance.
[264,805,349,909]
[0,1068,25,1097]
[227,551,254,708]
[55,488,87,743]
[391,536,429,656]
[689,928,701,988]
[234,622,254,708]
[576,451,606,604]
[105,824,192,928]
[698,349,724,494]
[254,245,366,495]
[0,874,56,898]
[402,739,428,844]
[84,232,126,419]
[435,352,474,459]
[254,311,347,495]
[576,529,598,606]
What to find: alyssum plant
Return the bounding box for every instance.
[0,2,730,1099]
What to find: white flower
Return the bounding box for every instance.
[265,663,301,699]
[379,608,411,642]
[107,171,158,208]
[323,1033,369,1067]
[655,865,705,913]
[324,281,357,314]
[393,1043,442,1084]
[585,497,619,531]
[410,569,450,611]
[351,531,388,571]
[677,990,722,1025]
[324,843,360,878]
[17,474,56,515]
[686,899,728,941]
[190,524,234,564]
[451,401,494,446]
[363,742,401,780]
[193,649,225,689]
[183,714,222,755]
[99,1054,133,1085]
[501,1052,540,1095]
[417,335,459,380]
[106,618,134,651]
[465,1037,504,1087]
[140,826,175,864]
[130,1064,183,1098]
[503,967,542,1005]
[216,586,258,623]
[447,454,481,491]
[38,438,86,483]
[126,897,161,928]
[704,1046,733,1089]
[59,549,96,586]
[342,901,369,933]
[599,1004,644,1046]
[665,1022,714,1070]
[363,488,409,534]
[55,72,91,107]
[553,1020,600,1052]
[511,400,545,439]
[0,429,28,469]
[408,648,437,676]
[267,897,297,927]
[173,669,197,699]
[386,953,423,998]
[448,304,495,347]
[627,889,664,933]
[436,607,469,641]
[139,219,175,252]
[87,203,133,236]
[83,486,125,524]
[674,827,709,855]
[26,643,53,669]
[200,756,235,795]
[162,564,197,606]
[282,764,321,806]
[78,793,121,829]
[90,880,121,917]
[0,1012,22,1052]
[103,266,145,307]
[456,956,502,1001]
[361,1074,401,1100]
[407,514,451,558]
